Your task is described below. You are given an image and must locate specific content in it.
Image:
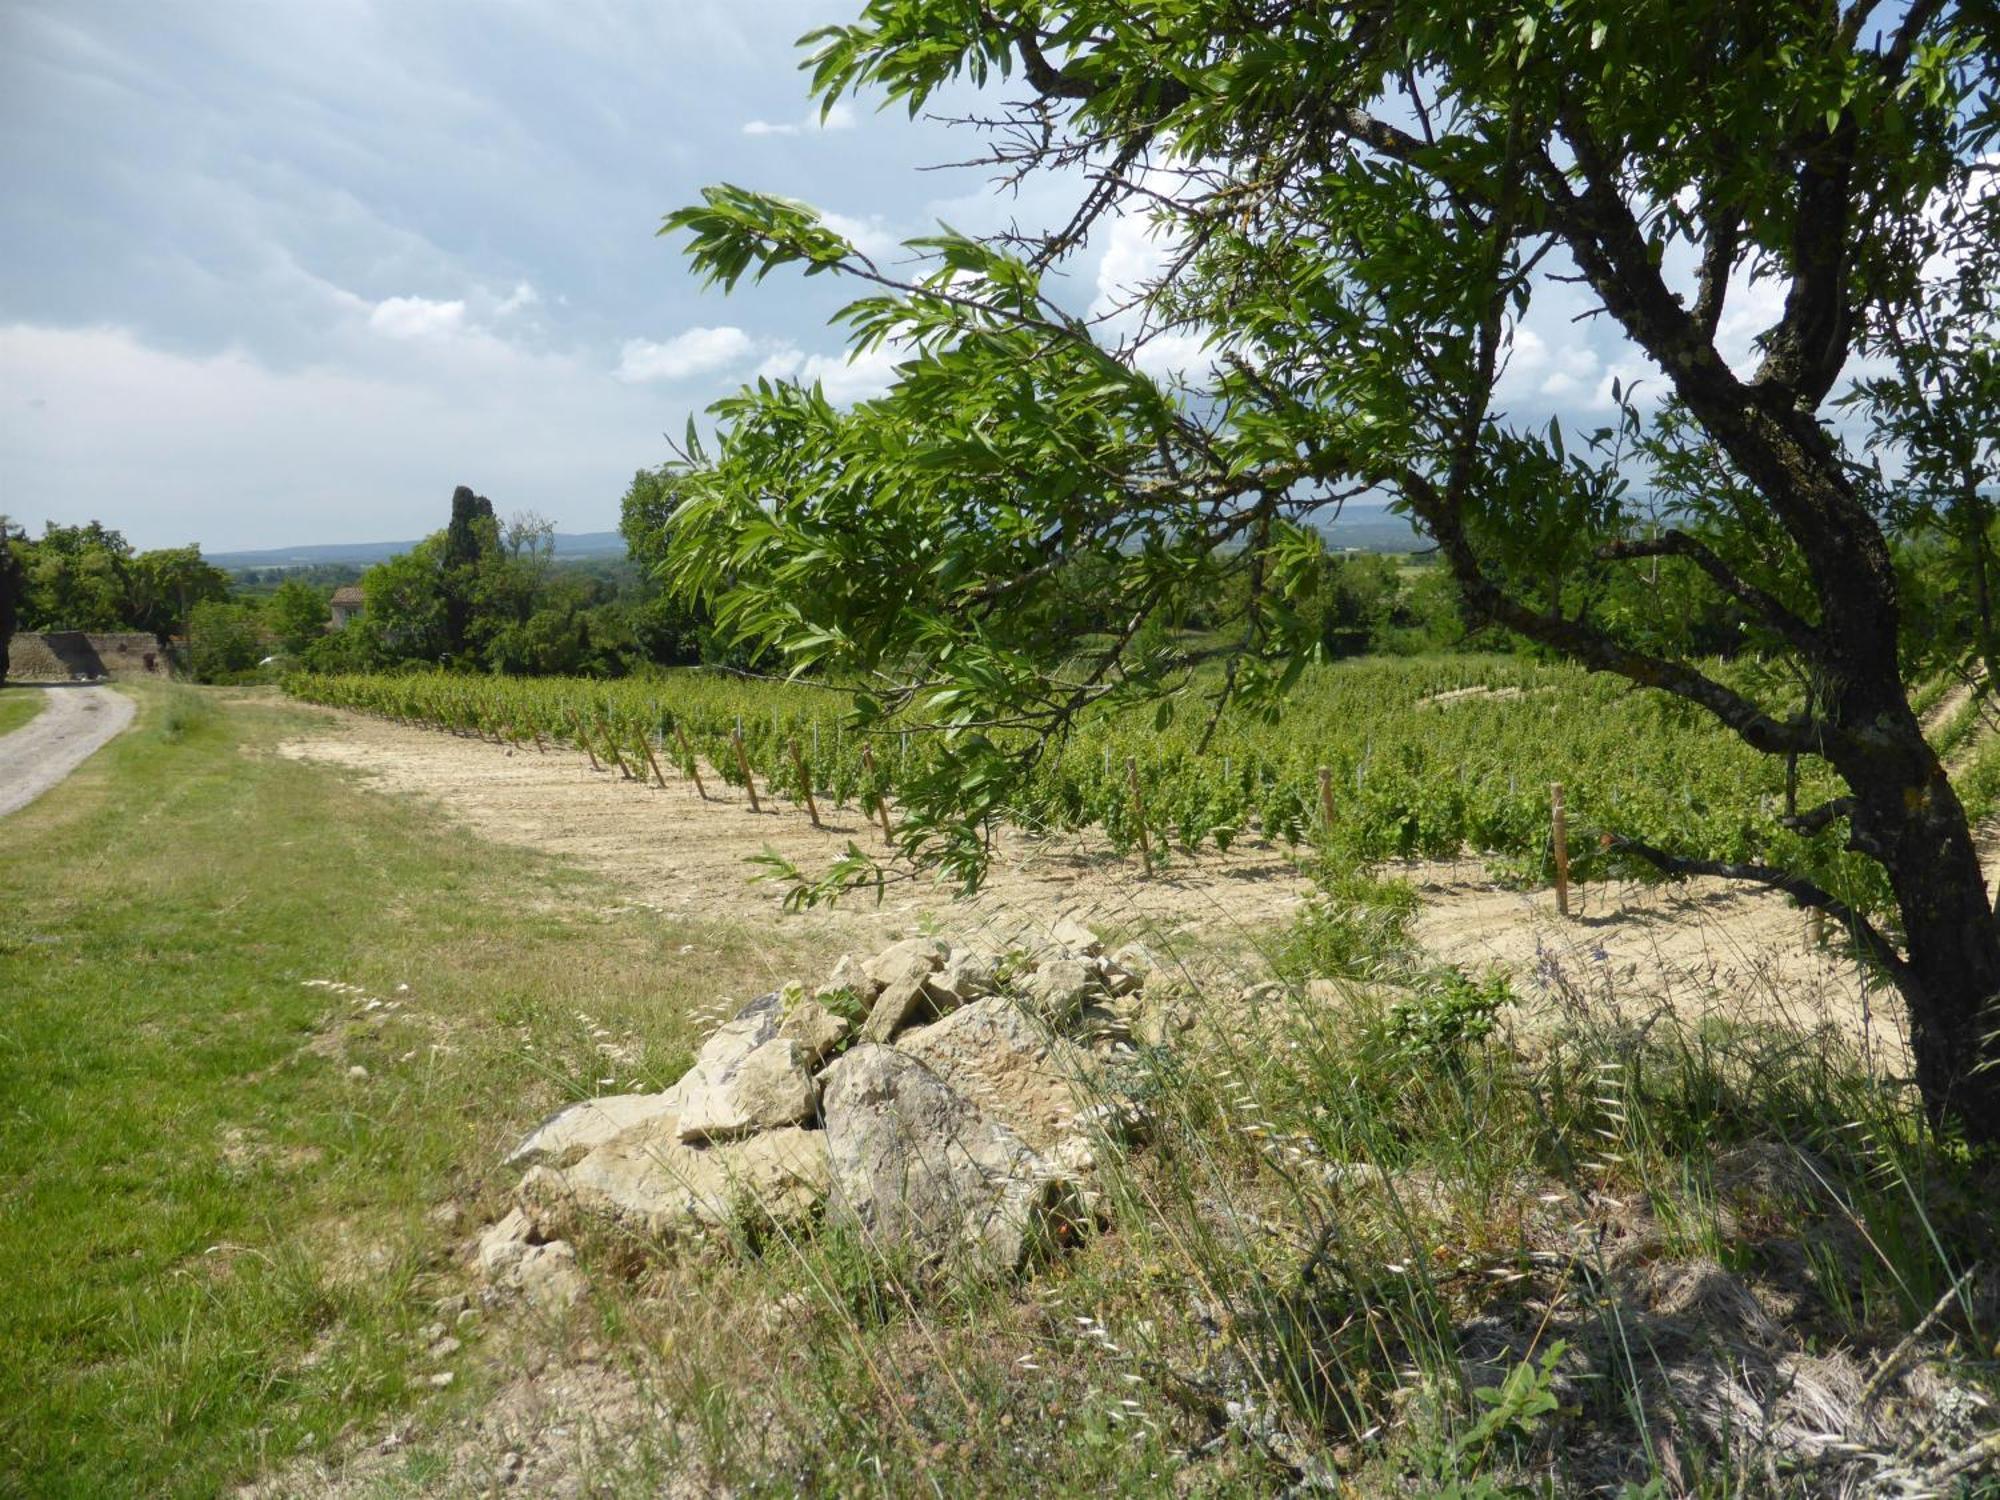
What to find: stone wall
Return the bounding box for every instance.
[5,631,168,680]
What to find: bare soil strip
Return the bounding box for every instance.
[0,684,136,818]
[282,706,1930,1061]
[277,710,1314,964]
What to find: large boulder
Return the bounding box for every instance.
[505,1083,691,1169]
[896,997,1095,1153]
[522,1114,829,1246]
[820,1044,1087,1276]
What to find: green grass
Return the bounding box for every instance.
[0,685,837,1498]
[0,684,46,737]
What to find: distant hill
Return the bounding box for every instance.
[209,531,628,570]
[1317,507,1426,553]
[210,510,1422,573]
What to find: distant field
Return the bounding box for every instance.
[0,685,47,737]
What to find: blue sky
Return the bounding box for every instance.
[0,1,1081,550]
[1,2,1829,554]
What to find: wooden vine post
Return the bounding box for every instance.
[732,729,761,812]
[1317,765,1336,839]
[571,712,602,772]
[1550,781,1571,919]
[861,743,894,848]
[788,739,822,828]
[639,730,668,789]
[601,723,634,780]
[1126,756,1153,879]
[532,726,548,754]
[673,724,707,800]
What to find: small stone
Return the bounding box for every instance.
[429,1335,463,1359]
[428,1371,455,1389]
[777,997,850,1066]
[862,936,947,989]
[1050,917,1102,956]
[428,1200,464,1229]
[1020,958,1095,1024]
[513,1241,587,1308]
[860,970,931,1044]
[420,1321,446,1343]
[347,1065,369,1081]
[818,953,880,1005]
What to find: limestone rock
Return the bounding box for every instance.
[927,948,997,1007]
[1109,942,1157,982]
[820,1043,1087,1276]
[898,997,1095,1152]
[672,992,816,1142]
[818,953,880,1005]
[863,936,947,989]
[777,997,849,1066]
[522,1117,829,1245]
[860,970,932,1045]
[476,1206,541,1278]
[678,1037,817,1143]
[1020,957,1096,1024]
[1050,916,1103,956]
[513,1242,587,1309]
[506,1083,690,1168]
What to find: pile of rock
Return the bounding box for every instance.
[476,921,1190,1299]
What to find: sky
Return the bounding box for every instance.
[0,2,1839,554]
[0,1,1090,551]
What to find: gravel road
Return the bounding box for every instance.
[0,685,136,818]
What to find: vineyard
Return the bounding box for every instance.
[283,658,1995,919]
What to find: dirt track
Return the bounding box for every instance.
[0,685,134,818]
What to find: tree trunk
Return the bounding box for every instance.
[1834,709,2000,1140]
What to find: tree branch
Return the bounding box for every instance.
[1400,470,1827,758]
[1595,529,1821,655]
[1607,833,1911,982]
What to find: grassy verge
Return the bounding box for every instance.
[0,683,46,737]
[0,685,839,1498]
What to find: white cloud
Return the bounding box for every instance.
[741,101,858,138]
[755,342,900,403]
[819,210,902,264]
[369,295,468,340]
[0,321,693,548]
[495,281,540,317]
[615,325,756,382]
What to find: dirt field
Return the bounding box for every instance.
[280,704,1925,1061]
[277,709,1314,974]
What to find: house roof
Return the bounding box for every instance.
[330,585,364,607]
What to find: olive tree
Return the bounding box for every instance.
[659,1,2000,1137]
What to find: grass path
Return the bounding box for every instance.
[0,686,840,1498]
[0,683,46,738]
